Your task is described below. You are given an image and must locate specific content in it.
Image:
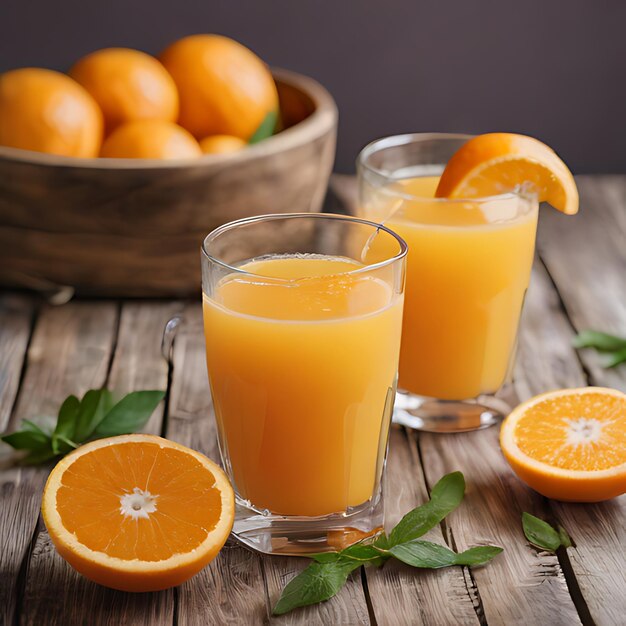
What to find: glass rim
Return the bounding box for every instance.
[201,212,408,280]
[357,132,530,204]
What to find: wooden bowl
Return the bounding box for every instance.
[0,69,337,297]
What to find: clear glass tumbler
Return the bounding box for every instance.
[201,213,407,555]
[358,133,539,432]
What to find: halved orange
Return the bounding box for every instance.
[435,133,579,215]
[42,434,234,592]
[500,387,626,502]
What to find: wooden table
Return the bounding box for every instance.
[1,175,624,626]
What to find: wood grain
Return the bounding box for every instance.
[0,294,34,432]
[508,257,625,626]
[1,302,117,626]
[418,424,581,626]
[514,262,588,395]
[530,178,626,626]
[18,301,180,626]
[552,497,626,626]
[108,301,184,434]
[538,175,626,391]
[364,427,480,626]
[0,70,337,297]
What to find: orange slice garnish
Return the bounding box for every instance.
[42,434,234,592]
[500,387,626,502]
[435,133,579,214]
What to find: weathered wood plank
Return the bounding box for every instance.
[538,175,626,391]
[515,262,588,395]
[19,301,181,626]
[553,497,626,626]
[418,425,581,626]
[364,427,480,626]
[108,301,184,434]
[1,302,117,626]
[520,258,626,625]
[0,294,34,432]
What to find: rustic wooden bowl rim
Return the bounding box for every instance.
[0,67,337,170]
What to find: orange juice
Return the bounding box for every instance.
[202,255,403,517]
[362,176,537,400]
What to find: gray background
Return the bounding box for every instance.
[1,0,624,173]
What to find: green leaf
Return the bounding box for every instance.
[522,512,562,552]
[2,388,166,467]
[272,560,360,615]
[21,419,52,436]
[312,543,387,568]
[92,390,165,438]
[52,434,78,456]
[390,540,458,568]
[54,395,80,439]
[339,543,388,567]
[1,429,51,450]
[340,543,386,563]
[248,110,277,144]
[390,540,502,569]
[22,447,59,465]
[606,348,626,368]
[388,471,465,546]
[572,330,626,352]
[454,545,504,566]
[311,552,341,564]
[557,525,572,549]
[74,389,115,441]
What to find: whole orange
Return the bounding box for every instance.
[70,48,179,134]
[100,120,202,159]
[0,68,103,158]
[159,35,278,141]
[199,134,247,154]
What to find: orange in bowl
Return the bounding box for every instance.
[42,434,235,592]
[160,34,279,141]
[435,132,579,215]
[500,387,626,502]
[100,120,202,159]
[0,68,103,157]
[70,47,179,133]
[199,134,247,155]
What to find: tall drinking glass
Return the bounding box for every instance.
[358,133,538,432]
[201,213,407,555]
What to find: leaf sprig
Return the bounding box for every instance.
[1,389,165,464]
[522,512,571,552]
[273,472,503,615]
[573,330,626,368]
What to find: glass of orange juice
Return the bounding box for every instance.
[358,133,539,432]
[201,213,407,555]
